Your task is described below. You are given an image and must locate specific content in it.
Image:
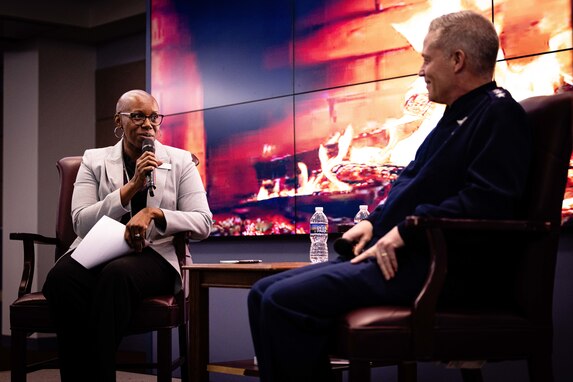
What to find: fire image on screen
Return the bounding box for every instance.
[150,0,573,236]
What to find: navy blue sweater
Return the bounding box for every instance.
[365,81,531,246]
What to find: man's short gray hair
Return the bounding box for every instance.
[428,10,499,78]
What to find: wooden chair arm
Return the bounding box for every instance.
[173,232,191,268]
[403,216,552,358]
[10,232,59,245]
[405,216,552,232]
[173,231,192,320]
[10,232,58,298]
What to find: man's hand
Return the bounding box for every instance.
[351,226,404,280]
[341,220,373,256]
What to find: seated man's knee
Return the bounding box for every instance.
[259,282,297,312]
[248,278,267,308]
[249,274,301,313]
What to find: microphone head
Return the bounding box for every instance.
[142,138,155,153]
[333,238,355,260]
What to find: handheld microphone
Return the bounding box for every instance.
[142,138,156,197]
[333,238,356,260]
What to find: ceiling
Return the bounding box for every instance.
[0,0,146,50]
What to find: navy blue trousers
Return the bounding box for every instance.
[42,249,176,382]
[248,253,429,382]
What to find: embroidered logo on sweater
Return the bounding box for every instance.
[457,116,468,126]
[492,89,506,98]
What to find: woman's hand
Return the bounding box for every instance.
[124,207,165,252]
[351,226,404,280]
[132,151,163,189]
[120,151,163,207]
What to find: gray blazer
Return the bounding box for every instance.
[68,139,212,291]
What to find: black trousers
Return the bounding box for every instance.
[247,255,428,382]
[42,248,177,382]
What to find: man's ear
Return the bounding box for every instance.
[452,49,466,73]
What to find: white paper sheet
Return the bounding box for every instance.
[71,215,131,268]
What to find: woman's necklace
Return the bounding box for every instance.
[123,163,132,184]
[122,152,136,184]
[122,153,147,218]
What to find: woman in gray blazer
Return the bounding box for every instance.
[43,89,212,382]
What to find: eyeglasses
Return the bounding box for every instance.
[118,112,164,126]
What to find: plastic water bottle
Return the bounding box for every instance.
[309,207,329,263]
[354,205,370,224]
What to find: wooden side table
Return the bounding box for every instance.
[183,262,309,382]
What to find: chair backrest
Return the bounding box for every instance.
[520,92,573,223]
[515,92,573,322]
[55,156,82,260]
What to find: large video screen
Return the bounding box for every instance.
[150,0,573,236]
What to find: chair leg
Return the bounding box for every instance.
[528,354,553,382]
[11,330,27,382]
[178,323,189,382]
[157,328,172,382]
[460,368,483,382]
[348,360,371,382]
[398,362,417,382]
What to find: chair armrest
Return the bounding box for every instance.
[405,216,552,232]
[173,231,191,320]
[173,232,190,268]
[403,216,552,358]
[10,232,58,298]
[10,232,59,245]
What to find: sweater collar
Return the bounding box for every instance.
[443,81,497,117]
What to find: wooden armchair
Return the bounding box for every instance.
[331,92,573,382]
[9,155,198,382]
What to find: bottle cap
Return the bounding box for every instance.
[315,207,323,212]
[359,205,368,209]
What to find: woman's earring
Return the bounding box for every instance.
[114,126,124,139]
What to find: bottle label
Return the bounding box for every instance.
[310,223,328,234]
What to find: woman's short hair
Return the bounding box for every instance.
[428,10,499,77]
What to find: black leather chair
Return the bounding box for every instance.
[10,155,199,382]
[331,92,573,382]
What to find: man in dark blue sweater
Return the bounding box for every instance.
[248,10,531,382]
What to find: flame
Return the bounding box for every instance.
[317,126,354,192]
[254,115,413,201]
